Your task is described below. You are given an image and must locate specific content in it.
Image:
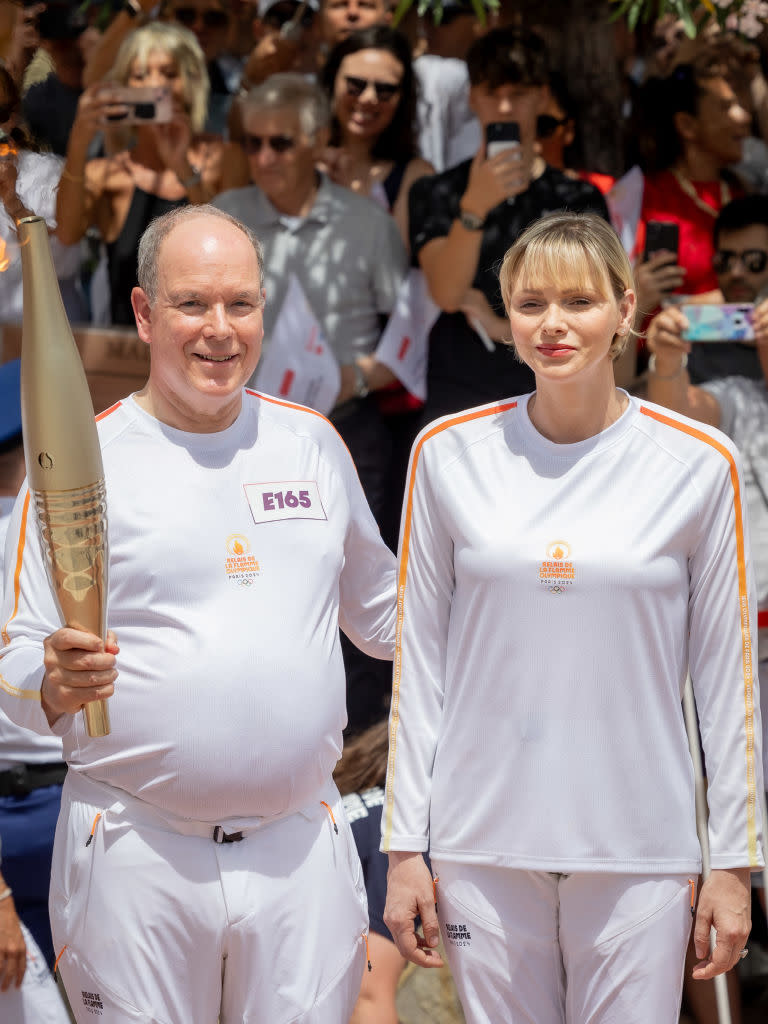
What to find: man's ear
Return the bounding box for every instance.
[131,287,153,346]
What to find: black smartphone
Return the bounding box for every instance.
[485,122,520,159]
[644,220,679,261]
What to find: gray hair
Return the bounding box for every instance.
[137,205,264,304]
[240,73,330,139]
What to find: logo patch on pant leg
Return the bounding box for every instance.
[82,990,104,1014]
[445,923,472,947]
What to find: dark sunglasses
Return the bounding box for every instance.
[713,248,768,275]
[243,133,296,154]
[344,75,401,103]
[172,7,229,29]
[536,114,569,139]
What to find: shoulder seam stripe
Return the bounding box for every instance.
[246,389,362,488]
[95,401,122,422]
[382,401,518,850]
[2,490,31,647]
[640,404,759,864]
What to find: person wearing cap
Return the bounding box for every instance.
[0,358,70,1023]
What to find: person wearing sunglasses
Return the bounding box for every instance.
[213,72,407,738]
[647,195,768,1009]
[56,22,249,326]
[635,54,750,321]
[319,26,434,253]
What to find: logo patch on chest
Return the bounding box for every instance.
[538,540,575,594]
[225,533,261,586]
[244,481,327,524]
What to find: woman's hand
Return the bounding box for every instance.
[70,83,130,148]
[692,868,751,980]
[0,893,26,992]
[634,251,686,318]
[384,851,444,968]
[460,288,510,343]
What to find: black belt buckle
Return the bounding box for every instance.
[8,764,30,797]
[212,826,244,844]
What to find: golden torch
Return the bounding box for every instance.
[18,216,110,737]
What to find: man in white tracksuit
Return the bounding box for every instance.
[0,205,397,1023]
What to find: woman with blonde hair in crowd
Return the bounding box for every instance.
[383,211,763,1024]
[55,21,247,325]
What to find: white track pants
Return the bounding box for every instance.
[51,772,368,1024]
[433,860,693,1024]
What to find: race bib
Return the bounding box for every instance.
[244,481,327,524]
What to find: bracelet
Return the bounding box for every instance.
[648,353,688,379]
[61,167,85,184]
[0,887,12,903]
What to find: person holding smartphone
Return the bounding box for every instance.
[407,27,610,425]
[55,22,248,326]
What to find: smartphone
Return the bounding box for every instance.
[644,220,679,261]
[104,87,173,125]
[680,303,754,342]
[486,122,520,159]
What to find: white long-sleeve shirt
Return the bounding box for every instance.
[382,394,764,873]
[0,391,396,821]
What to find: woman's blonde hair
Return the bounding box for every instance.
[110,22,209,133]
[499,212,635,360]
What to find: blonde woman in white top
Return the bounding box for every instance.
[382,212,764,1024]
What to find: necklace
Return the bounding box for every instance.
[671,168,731,218]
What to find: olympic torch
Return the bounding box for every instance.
[18,216,110,737]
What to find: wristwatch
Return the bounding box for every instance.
[458,208,485,231]
[352,362,370,399]
[122,0,143,18]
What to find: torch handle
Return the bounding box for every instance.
[32,481,110,738]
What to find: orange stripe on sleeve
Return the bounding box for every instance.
[640,404,759,864]
[2,490,31,647]
[382,401,517,850]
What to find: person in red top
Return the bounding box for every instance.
[636,54,750,319]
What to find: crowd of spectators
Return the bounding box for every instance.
[3,1,768,1021]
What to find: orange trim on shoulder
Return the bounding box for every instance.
[246,389,360,475]
[245,389,328,423]
[382,400,518,849]
[95,401,122,422]
[2,490,31,647]
[640,404,759,864]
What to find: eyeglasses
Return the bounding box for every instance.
[344,76,401,103]
[536,114,569,139]
[172,7,229,29]
[243,133,296,154]
[712,248,768,275]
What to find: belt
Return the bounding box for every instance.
[0,763,67,798]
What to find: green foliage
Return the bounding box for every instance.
[391,0,500,29]
[609,0,768,40]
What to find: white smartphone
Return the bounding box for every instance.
[104,87,173,125]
